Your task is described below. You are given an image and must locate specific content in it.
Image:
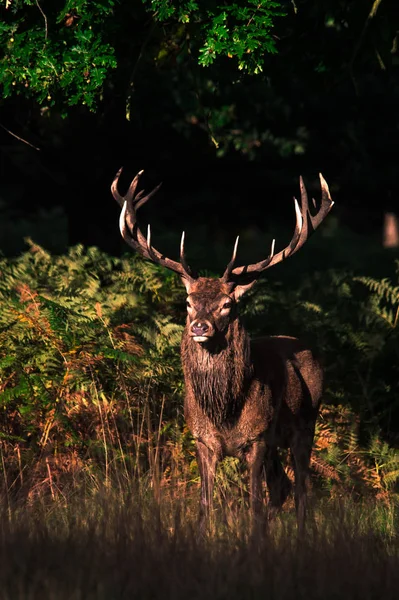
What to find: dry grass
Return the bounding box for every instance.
[0,483,397,600]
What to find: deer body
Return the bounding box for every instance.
[182,331,322,460]
[112,169,333,530]
[180,277,323,527]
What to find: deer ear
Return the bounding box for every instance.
[232,280,257,301]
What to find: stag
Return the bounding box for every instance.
[112,169,333,531]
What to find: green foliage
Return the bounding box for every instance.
[0,241,187,488]
[146,0,284,72]
[0,0,118,109]
[0,0,283,111]
[355,266,399,330]
[197,2,283,73]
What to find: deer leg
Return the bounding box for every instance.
[245,440,266,525]
[196,440,218,532]
[264,446,292,519]
[291,426,314,533]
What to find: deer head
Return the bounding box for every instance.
[112,169,333,345]
[183,278,238,344]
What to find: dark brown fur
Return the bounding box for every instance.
[181,278,323,531]
[181,318,252,425]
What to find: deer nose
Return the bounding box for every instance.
[191,321,210,336]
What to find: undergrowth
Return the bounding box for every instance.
[0,240,398,509]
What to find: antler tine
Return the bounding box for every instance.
[113,168,196,283]
[127,169,143,200]
[146,223,160,262]
[228,175,334,283]
[118,200,149,258]
[135,183,163,211]
[112,168,145,208]
[179,231,197,277]
[256,197,302,270]
[111,168,125,208]
[311,173,334,229]
[222,236,239,282]
[284,196,304,254]
[180,231,185,259]
[286,172,332,255]
[119,201,130,243]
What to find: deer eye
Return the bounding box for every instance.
[222,301,232,309]
[186,301,192,309]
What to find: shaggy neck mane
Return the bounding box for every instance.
[181,318,253,426]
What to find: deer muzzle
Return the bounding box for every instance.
[190,320,214,343]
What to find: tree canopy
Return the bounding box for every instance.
[0,0,398,253]
[0,0,284,111]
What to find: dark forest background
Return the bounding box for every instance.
[1,0,398,264]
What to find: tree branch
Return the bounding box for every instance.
[0,123,41,151]
[35,0,48,41]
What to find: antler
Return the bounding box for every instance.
[112,168,197,283]
[223,173,334,283]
